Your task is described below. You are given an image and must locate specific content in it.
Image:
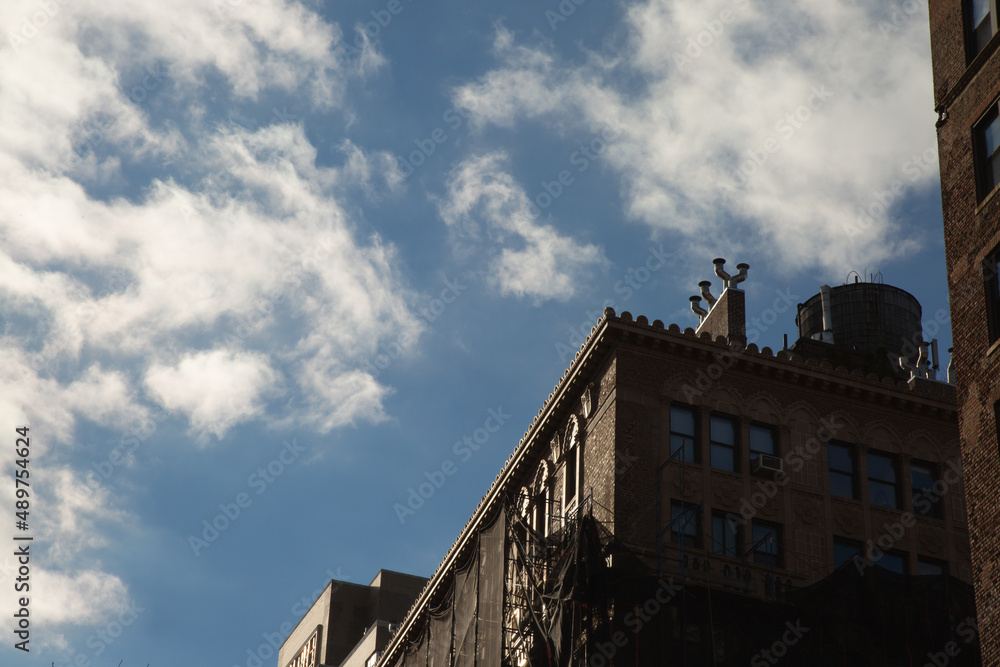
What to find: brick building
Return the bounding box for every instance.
[927,0,1000,660]
[279,264,978,665]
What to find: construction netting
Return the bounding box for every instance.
[386,503,981,667]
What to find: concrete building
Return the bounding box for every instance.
[278,570,426,667]
[344,263,976,666]
[927,0,1000,661]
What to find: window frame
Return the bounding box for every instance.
[828,442,858,500]
[711,512,742,558]
[867,451,900,510]
[975,101,1000,201]
[833,537,862,569]
[670,502,701,549]
[751,521,782,567]
[710,414,738,472]
[669,405,698,463]
[984,244,1000,343]
[911,460,943,519]
[749,423,777,457]
[967,0,999,60]
[917,557,948,576]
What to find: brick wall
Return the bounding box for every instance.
[928,0,1000,660]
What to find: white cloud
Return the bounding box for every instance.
[145,349,281,442]
[450,0,936,273]
[438,152,607,301]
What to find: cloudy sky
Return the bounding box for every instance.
[0,0,951,665]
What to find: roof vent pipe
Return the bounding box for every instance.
[930,339,940,380]
[690,296,708,322]
[917,341,930,379]
[947,347,954,384]
[699,280,717,309]
[713,258,731,289]
[730,263,750,289]
[819,284,835,343]
[898,354,916,381]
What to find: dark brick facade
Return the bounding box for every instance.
[928,0,1000,660]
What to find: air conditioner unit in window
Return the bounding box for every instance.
[751,453,783,477]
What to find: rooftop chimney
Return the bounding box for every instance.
[694,258,748,346]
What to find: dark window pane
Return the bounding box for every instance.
[670,434,696,463]
[752,523,779,565]
[876,553,905,574]
[986,112,1000,156]
[830,472,855,499]
[750,425,775,455]
[671,407,695,435]
[829,444,853,473]
[671,505,698,547]
[834,541,859,568]
[711,416,735,444]
[918,559,945,576]
[711,515,740,557]
[870,481,898,509]
[711,443,735,471]
[868,453,896,482]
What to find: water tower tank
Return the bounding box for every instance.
[796,282,923,362]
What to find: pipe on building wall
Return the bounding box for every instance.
[690,295,708,322]
[699,280,717,309]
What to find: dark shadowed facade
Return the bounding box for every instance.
[281,266,979,665]
[927,0,1000,661]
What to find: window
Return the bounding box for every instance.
[751,521,781,566]
[833,538,861,569]
[985,244,1000,343]
[828,443,857,499]
[366,652,381,667]
[911,462,942,519]
[976,103,1000,199]
[868,452,899,509]
[670,406,697,463]
[564,447,578,508]
[710,415,737,471]
[670,502,700,548]
[875,551,906,575]
[969,0,998,57]
[749,424,776,456]
[711,512,742,557]
[918,558,947,576]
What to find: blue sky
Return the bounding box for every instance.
[0,0,952,665]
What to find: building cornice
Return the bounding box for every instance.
[378,307,956,665]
